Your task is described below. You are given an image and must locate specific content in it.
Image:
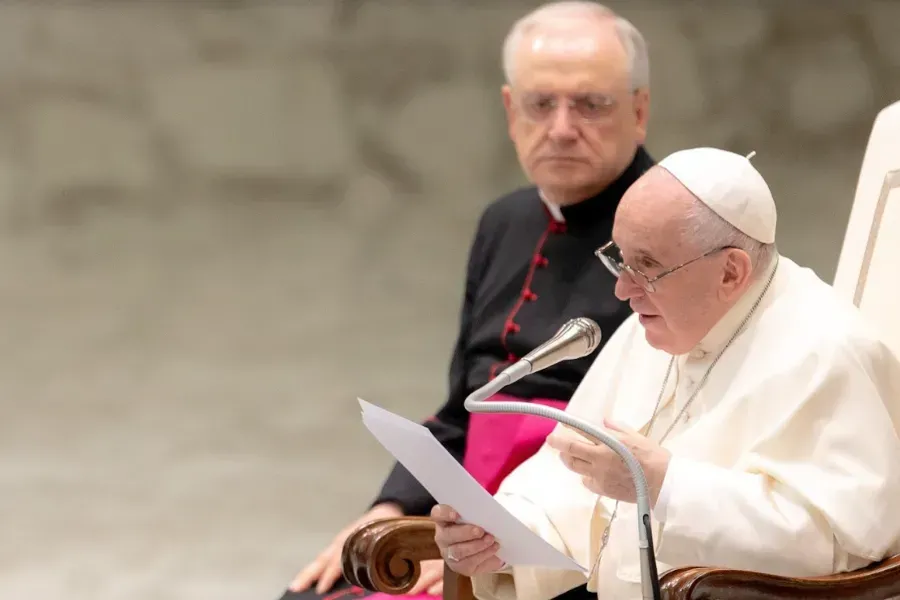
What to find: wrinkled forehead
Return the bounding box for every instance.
[613,170,695,253]
[512,21,630,92]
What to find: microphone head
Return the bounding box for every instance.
[520,317,603,372]
[567,317,602,355]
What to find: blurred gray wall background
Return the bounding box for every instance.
[0,1,897,599]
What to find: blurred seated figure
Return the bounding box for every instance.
[279,3,656,600]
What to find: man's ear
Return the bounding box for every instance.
[632,88,650,144]
[501,84,516,141]
[719,248,753,300]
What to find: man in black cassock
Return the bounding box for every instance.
[280,3,654,600]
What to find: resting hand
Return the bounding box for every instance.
[546,418,671,505]
[289,502,404,593]
[431,504,505,576]
[404,559,444,596]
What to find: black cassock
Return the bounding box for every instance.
[278,147,654,600]
[375,145,656,514]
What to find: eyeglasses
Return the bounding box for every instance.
[517,91,619,123]
[595,241,731,293]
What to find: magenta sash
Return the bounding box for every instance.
[462,393,567,495]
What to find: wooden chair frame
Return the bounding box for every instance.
[340,517,900,599]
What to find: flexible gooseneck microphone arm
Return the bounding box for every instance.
[462,318,662,600]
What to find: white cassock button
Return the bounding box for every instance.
[689,348,707,359]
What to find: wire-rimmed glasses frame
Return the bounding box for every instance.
[513,90,622,123]
[595,241,731,293]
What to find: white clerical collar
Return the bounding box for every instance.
[538,190,565,222]
[688,254,781,357]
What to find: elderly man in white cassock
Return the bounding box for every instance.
[430,146,900,600]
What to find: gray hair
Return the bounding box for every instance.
[501,1,650,90]
[683,197,777,278]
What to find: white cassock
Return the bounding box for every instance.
[470,255,900,600]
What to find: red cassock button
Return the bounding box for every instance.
[505,321,521,334]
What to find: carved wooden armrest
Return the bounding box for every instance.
[342,517,443,594]
[659,556,900,600]
[341,517,900,600]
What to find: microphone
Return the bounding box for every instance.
[491,317,602,390]
[463,317,661,600]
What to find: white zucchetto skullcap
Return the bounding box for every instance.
[658,147,777,244]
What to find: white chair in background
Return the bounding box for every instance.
[833,100,900,359]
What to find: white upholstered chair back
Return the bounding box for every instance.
[832,100,900,361]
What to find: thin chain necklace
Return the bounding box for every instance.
[584,257,779,583]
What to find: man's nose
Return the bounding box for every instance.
[547,104,578,142]
[614,271,643,301]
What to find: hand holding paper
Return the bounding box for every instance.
[359,398,586,573]
[431,504,506,575]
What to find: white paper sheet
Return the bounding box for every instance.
[358,398,586,573]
